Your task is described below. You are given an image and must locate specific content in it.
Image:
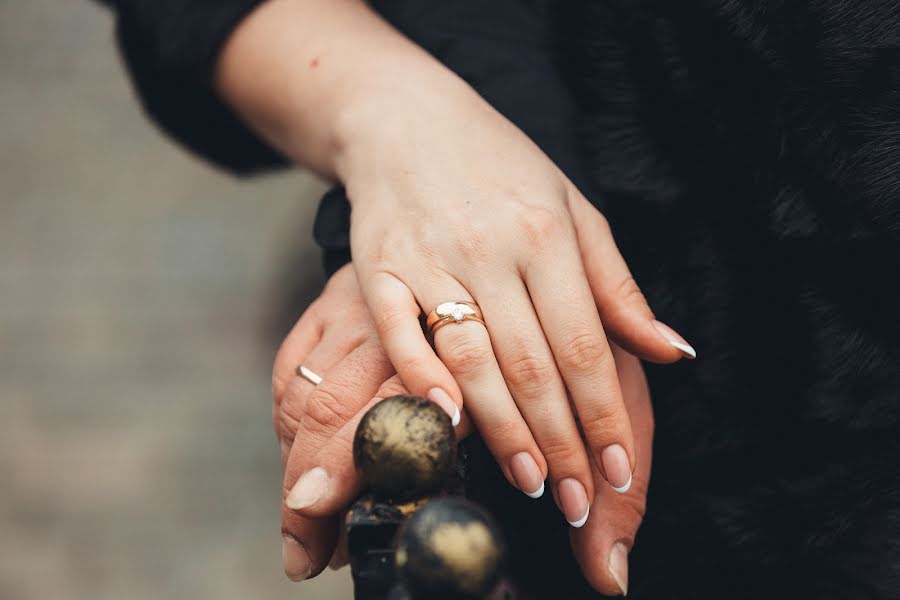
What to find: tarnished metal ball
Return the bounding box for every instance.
[353,395,456,498]
[395,498,506,600]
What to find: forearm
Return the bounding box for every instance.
[214,0,480,180]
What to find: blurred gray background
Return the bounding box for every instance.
[1,1,352,598]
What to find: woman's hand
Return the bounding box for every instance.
[340,87,692,525]
[273,263,653,596]
[220,0,694,528]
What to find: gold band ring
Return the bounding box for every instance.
[295,365,323,385]
[425,301,485,336]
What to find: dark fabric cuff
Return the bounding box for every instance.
[111,0,287,174]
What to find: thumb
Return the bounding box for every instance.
[285,375,409,519]
[288,375,472,519]
[570,343,654,596]
[568,189,696,363]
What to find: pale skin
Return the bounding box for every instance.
[273,263,652,596]
[215,0,693,593]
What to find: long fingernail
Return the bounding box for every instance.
[282,535,311,581]
[558,478,590,527]
[427,387,460,426]
[651,320,696,359]
[509,452,545,498]
[609,542,629,596]
[286,467,329,510]
[601,444,633,493]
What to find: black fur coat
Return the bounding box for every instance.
[472,3,900,599]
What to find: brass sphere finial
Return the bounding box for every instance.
[353,395,456,499]
[395,498,506,599]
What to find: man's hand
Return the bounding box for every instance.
[272,263,396,580]
[272,264,462,579]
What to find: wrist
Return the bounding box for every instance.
[214,0,477,182]
[330,70,480,187]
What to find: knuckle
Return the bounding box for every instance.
[371,303,407,337]
[506,352,556,394]
[395,354,429,378]
[614,276,648,307]
[453,229,492,263]
[302,384,355,435]
[296,299,322,325]
[360,239,390,271]
[486,419,527,448]
[278,410,300,446]
[539,438,582,469]
[279,380,308,424]
[272,370,291,406]
[412,230,443,264]
[558,331,609,373]
[322,263,356,295]
[580,411,626,448]
[516,206,564,248]
[441,330,493,375]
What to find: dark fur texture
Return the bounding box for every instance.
[473,2,900,598]
[567,1,900,597]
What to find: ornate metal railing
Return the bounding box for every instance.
[347,395,514,600]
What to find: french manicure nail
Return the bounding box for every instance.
[558,478,590,527]
[286,467,329,510]
[652,320,697,359]
[609,542,629,596]
[427,387,460,426]
[601,444,633,493]
[509,452,545,498]
[282,535,311,581]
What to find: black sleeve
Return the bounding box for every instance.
[315,0,592,276]
[105,0,287,174]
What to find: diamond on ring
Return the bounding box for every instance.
[427,301,485,336]
[436,301,476,322]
